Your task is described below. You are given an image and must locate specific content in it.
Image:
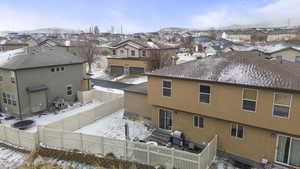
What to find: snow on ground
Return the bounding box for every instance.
[211,158,241,169]
[75,109,152,141]
[0,146,27,169]
[1,100,103,133]
[118,75,147,84]
[94,86,124,94]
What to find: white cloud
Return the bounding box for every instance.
[190,0,300,29]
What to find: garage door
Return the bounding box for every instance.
[129,67,145,74]
[30,91,47,113]
[110,65,124,74]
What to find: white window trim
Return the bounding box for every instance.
[241,88,258,112]
[230,123,244,140]
[272,92,292,119]
[274,134,300,167]
[199,84,212,104]
[66,85,73,96]
[162,79,172,97]
[158,108,173,131]
[193,115,204,128]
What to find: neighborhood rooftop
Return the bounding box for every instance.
[0,46,84,70]
[147,51,300,92]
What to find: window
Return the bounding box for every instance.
[120,50,124,54]
[112,49,116,55]
[131,50,135,56]
[231,123,244,139]
[51,68,55,72]
[193,115,204,128]
[199,85,210,104]
[56,67,60,72]
[61,67,65,71]
[273,93,292,118]
[11,71,15,83]
[66,85,73,96]
[295,56,300,64]
[142,50,146,56]
[2,93,7,104]
[11,95,16,106]
[276,135,300,167]
[159,109,172,130]
[162,80,172,97]
[7,94,11,105]
[242,89,257,112]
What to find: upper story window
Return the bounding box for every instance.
[231,123,244,139]
[66,85,73,96]
[112,49,116,55]
[61,67,65,71]
[142,50,146,57]
[273,93,292,118]
[51,68,55,72]
[162,80,172,97]
[295,56,300,64]
[199,85,210,104]
[193,115,204,128]
[10,71,15,84]
[242,89,257,112]
[131,50,135,56]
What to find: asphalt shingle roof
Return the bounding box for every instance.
[0,46,84,70]
[147,51,300,92]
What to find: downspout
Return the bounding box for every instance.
[15,71,23,120]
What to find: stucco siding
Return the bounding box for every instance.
[270,49,300,63]
[16,64,83,115]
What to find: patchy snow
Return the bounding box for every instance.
[75,109,152,141]
[147,41,159,49]
[94,86,124,94]
[0,48,26,66]
[0,146,27,169]
[118,75,147,84]
[211,157,242,169]
[111,74,127,81]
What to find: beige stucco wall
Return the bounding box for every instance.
[113,44,145,58]
[270,49,300,63]
[151,106,277,163]
[124,92,152,122]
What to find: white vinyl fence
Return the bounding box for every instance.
[0,125,38,150]
[44,96,123,131]
[40,126,218,169]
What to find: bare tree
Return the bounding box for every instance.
[148,49,175,69]
[77,41,99,73]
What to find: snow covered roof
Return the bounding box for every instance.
[147,51,300,92]
[0,46,84,70]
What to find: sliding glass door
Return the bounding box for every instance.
[276,135,300,167]
[159,109,172,130]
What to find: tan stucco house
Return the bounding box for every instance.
[266,47,300,64]
[125,51,300,168]
[107,39,178,75]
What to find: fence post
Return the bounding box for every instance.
[171,148,175,168]
[147,144,150,165]
[207,143,211,169]
[36,125,40,150]
[17,129,21,147]
[101,136,104,156]
[80,133,84,152]
[198,153,201,169]
[60,130,64,150]
[3,126,7,141]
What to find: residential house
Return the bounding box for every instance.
[0,47,88,119]
[266,47,300,64]
[108,39,178,75]
[124,51,300,167]
[0,40,29,52]
[267,30,300,42]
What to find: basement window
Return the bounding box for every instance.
[162,80,172,97]
[231,123,244,139]
[242,89,257,112]
[193,115,204,128]
[199,85,210,104]
[273,93,291,118]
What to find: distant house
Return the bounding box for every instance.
[107,39,179,75]
[224,30,267,43]
[267,30,300,42]
[125,51,300,167]
[0,47,88,118]
[266,47,300,64]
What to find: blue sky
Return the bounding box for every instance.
[0,0,299,32]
